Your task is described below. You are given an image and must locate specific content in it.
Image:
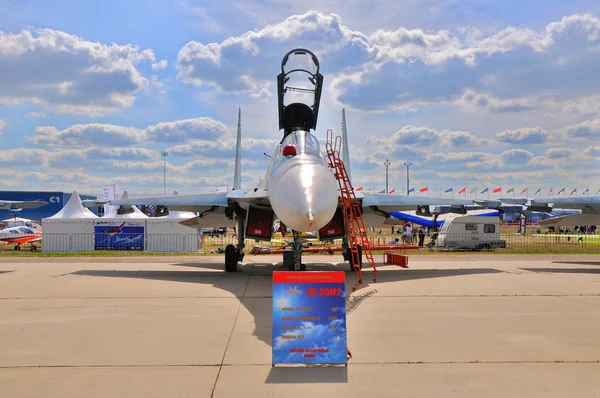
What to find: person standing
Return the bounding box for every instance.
[418,226,426,246]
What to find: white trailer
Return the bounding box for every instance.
[433,215,506,251]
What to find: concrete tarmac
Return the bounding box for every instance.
[0,253,599,397]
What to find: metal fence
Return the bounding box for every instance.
[0,231,594,254]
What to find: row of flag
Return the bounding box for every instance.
[354,186,600,196]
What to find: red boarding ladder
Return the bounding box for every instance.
[325,129,376,292]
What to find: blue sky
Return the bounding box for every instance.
[0,0,598,197]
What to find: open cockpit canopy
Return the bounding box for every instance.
[277,48,323,138]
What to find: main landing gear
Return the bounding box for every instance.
[224,218,246,272]
[341,237,362,271]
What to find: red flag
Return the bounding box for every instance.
[493,187,501,193]
[388,189,395,194]
[420,187,428,192]
[521,188,527,194]
[355,186,363,192]
[458,187,466,194]
[557,187,565,194]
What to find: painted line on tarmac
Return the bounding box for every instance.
[2,293,599,300]
[2,359,599,369]
[210,263,254,398]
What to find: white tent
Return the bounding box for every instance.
[1,216,32,226]
[42,191,99,252]
[47,191,99,219]
[103,191,148,219]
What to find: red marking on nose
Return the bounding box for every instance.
[282,145,297,156]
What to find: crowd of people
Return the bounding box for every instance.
[373,223,431,247]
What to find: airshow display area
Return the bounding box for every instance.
[40,191,200,253]
[1,36,600,397]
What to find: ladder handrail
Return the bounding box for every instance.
[325,129,377,291]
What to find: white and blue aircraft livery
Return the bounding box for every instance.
[388,209,501,229]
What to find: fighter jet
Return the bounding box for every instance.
[109,48,474,272]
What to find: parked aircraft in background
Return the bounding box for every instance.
[0,226,42,251]
[527,196,600,227]
[474,197,599,227]
[388,208,501,229]
[109,48,475,273]
[0,200,47,210]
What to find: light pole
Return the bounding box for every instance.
[162,151,168,195]
[384,159,391,193]
[404,161,412,195]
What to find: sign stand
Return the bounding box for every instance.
[272,271,347,366]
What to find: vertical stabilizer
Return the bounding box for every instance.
[341,108,352,183]
[233,108,242,190]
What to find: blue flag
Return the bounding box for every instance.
[408,187,415,193]
[445,187,453,193]
[481,187,489,193]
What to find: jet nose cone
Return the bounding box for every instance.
[270,162,338,232]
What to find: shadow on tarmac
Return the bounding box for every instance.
[551,260,600,266]
[266,365,348,383]
[71,263,503,351]
[521,268,600,275]
[0,271,12,275]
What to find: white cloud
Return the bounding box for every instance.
[151,59,168,71]
[167,137,277,159]
[248,87,271,102]
[0,120,5,135]
[369,126,439,145]
[0,148,48,166]
[29,117,228,147]
[584,146,600,157]
[500,149,535,164]
[454,90,539,113]
[146,117,228,142]
[176,11,370,94]
[0,28,156,115]
[496,127,552,144]
[441,129,489,147]
[544,147,576,159]
[150,75,166,94]
[332,14,600,112]
[365,125,487,150]
[557,118,600,139]
[31,124,144,147]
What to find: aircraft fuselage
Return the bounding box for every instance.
[263,130,338,232]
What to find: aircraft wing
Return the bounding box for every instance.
[538,212,600,227]
[525,196,600,212]
[361,193,473,212]
[109,191,271,229]
[110,192,229,211]
[0,200,48,210]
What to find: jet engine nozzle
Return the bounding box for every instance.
[269,161,338,232]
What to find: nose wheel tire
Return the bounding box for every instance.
[225,244,238,272]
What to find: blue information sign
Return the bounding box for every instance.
[272,271,347,365]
